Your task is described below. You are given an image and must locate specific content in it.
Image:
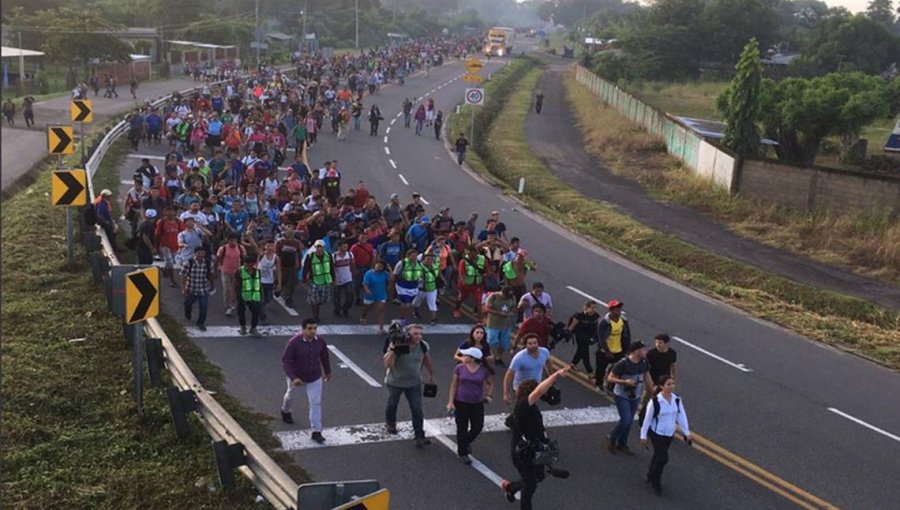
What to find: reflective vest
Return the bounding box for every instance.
[240,267,261,302]
[422,263,439,292]
[502,261,517,281]
[463,255,485,286]
[310,253,333,285]
[400,260,423,283]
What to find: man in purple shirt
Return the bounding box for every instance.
[281,318,332,443]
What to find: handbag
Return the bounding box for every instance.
[423,383,438,398]
[532,439,560,466]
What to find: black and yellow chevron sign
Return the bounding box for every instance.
[71,99,93,123]
[48,125,75,154]
[51,169,87,206]
[126,267,160,324]
[331,489,390,510]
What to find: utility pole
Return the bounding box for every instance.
[355,0,359,50]
[18,31,25,96]
[255,0,261,63]
[302,0,308,53]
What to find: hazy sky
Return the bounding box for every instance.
[831,0,870,13]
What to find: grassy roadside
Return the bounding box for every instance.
[565,72,900,286]
[1,136,309,508]
[451,59,900,369]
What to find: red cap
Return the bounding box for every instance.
[607,300,623,309]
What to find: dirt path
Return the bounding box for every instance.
[524,61,900,310]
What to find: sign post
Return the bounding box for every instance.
[48,124,79,266]
[51,169,88,265]
[125,267,160,414]
[71,99,93,165]
[464,88,485,145]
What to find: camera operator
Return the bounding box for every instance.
[383,323,436,448]
[606,341,652,456]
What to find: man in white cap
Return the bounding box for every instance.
[302,239,335,321]
[135,208,159,265]
[95,189,118,251]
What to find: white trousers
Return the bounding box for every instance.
[412,289,438,312]
[281,376,323,432]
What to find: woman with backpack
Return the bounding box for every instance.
[639,375,691,495]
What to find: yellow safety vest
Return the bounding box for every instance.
[422,263,439,292]
[463,255,485,285]
[310,254,333,285]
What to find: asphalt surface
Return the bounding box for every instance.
[111,42,900,510]
[523,57,900,311]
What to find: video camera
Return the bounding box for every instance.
[548,321,572,350]
[383,320,411,355]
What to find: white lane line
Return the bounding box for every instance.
[565,285,752,373]
[327,345,381,387]
[384,147,390,155]
[396,112,403,118]
[420,197,429,205]
[385,127,391,134]
[424,92,431,97]
[671,336,752,373]
[276,406,619,451]
[128,154,165,160]
[390,118,397,125]
[389,159,397,169]
[827,408,900,443]
[185,324,473,338]
[424,421,511,494]
[272,296,300,316]
[398,174,410,186]
[383,136,388,143]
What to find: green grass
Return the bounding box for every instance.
[626,80,728,120]
[451,60,900,369]
[1,133,309,509]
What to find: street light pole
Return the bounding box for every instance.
[302,0,308,52]
[355,0,359,50]
[255,0,260,63]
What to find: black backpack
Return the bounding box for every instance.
[651,394,681,426]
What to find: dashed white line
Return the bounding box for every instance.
[827,408,900,443]
[384,147,390,155]
[390,118,397,125]
[327,345,382,387]
[420,197,430,205]
[396,112,403,118]
[384,136,389,143]
[565,285,752,373]
[398,174,409,185]
[272,296,300,316]
[385,127,391,134]
[389,159,397,169]
[128,154,165,160]
[424,92,431,97]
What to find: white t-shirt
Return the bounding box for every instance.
[180,210,208,226]
[519,291,553,321]
[332,251,354,285]
[258,253,279,284]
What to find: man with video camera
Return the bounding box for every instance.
[382,322,436,448]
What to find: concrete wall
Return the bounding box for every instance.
[739,160,900,215]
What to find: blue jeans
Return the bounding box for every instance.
[260,283,274,321]
[184,293,209,326]
[611,395,640,446]
[386,383,424,439]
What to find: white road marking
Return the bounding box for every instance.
[420,197,429,205]
[390,118,397,125]
[272,296,300,316]
[398,174,409,185]
[327,345,381,387]
[383,136,388,143]
[385,127,391,134]
[424,421,512,496]
[396,112,403,118]
[128,154,166,160]
[565,286,752,373]
[389,159,397,169]
[276,406,619,451]
[424,92,431,97]
[185,324,473,338]
[384,147,390,155]
[827,408,900,443]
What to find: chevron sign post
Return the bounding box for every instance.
[125,267,160,415]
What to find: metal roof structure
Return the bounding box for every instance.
[1,46,45,58]
[164,39,237,49]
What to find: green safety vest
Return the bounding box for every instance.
[502,261,517,281]
[401,260,423,283]
[310,253,333,285]
[422,263,439,292]
[175,122,190,140]
[463,255,486,286]
[240,267,261,302]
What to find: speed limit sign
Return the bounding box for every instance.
[465,88,485,106]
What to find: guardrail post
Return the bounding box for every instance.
[82,231,101,252]
[90,252,110,283]
[145,337,164,386]
[213,440,247,490]
[165,386,198,440]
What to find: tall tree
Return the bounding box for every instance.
[866,0,895,28]
[793,13,900,75]
[718,38,763,157]
[701,0,779,63]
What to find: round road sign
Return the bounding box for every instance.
[465,88,484,106]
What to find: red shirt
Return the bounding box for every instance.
[155,217,183,251]
[517,316,552,348]
[350,241,375,269]
[353,187,370,208]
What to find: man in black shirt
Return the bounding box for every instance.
[567,301,600,373]
[646,333,678,386]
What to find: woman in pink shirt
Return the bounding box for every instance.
[216,233,246,316]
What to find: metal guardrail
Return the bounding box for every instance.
[84,80,300,510]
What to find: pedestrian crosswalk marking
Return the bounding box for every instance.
[186,324,474,338]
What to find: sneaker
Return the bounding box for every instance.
[311,431,326,444]
[429,318,438,325]
[458,454,472,465]
[452,309,462,318]
[225,307,234,317]
[239,326,248,335]
[606,435,617,454]
[415,437,432,448]
[209,288,217,296]
[250,327,261,336]
[501,480,517,503]
[386,423,398,435]
[617,444,634,456]
[281,411,294,424]
[184,312,192,321]
[197,324,207,332]
[548,467,570,479]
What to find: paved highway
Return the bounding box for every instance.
[113,44,900,509]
